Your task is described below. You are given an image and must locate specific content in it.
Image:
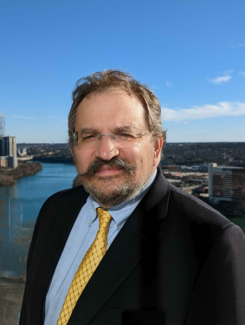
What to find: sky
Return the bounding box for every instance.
[0,0,244,143]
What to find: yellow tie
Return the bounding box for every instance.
[57,208,112,325]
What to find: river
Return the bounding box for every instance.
[0,163,77,278]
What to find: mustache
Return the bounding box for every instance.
[78,157,136,177]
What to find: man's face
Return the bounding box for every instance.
[73,88,163,208]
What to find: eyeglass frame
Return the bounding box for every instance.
[72,131,150,150]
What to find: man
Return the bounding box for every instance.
[20,70,245,325]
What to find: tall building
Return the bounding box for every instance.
[0,136,18,167]
[0,114,5,137]
[208,163,245,202]
[8,155,18,168]
[0,136,17,156]
[0,137,4,156]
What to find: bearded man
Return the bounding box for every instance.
[20,70,245,325]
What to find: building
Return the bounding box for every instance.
[199,164,208,172]
[208,163,245,203]
[8,156,18,168]
[18,147,27,156]
[0,136,17,156]
[0,136,18,168]
[0,114,5,137]
[0,156,8,167]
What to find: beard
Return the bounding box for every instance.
[77,157,153,208]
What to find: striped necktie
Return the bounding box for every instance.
[57,207,112,325]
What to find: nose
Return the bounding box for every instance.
[95,135,120,161]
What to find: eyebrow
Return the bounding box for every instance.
[78,126,138,134]
[78,128,98,134]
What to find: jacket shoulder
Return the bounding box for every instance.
[41,184,88,209]
[26,185,88,270]
[33,184,88,240]
[167,182,234,242]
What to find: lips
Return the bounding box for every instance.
[97,165,122,171]
[95,165,123,176]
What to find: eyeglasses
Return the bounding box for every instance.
[73,131,150,150]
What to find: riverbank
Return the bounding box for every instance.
[0,162,42,186]
[0,274,25,325]
[0,162,77,324]
[32,156,74,163]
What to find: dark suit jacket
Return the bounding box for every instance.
[20,168,245,325]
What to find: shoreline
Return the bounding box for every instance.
[0,162,42,186]
[0,276,25,325]
[32,156,74,164]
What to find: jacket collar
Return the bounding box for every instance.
[141,167,170,218]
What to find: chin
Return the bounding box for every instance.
[83,175,148,208]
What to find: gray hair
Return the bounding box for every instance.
[68,69,166,149]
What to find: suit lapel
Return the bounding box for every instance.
[68,201,145,324]
[68,167,170,324]
[29,189,89,325]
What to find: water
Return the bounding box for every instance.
[0,163,77,278]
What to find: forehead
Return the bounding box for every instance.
[75,88,148,131]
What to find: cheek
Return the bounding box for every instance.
[129,140,147,154]
[119,146,141,163]
[122,146,151,170]
[74,151,94,170]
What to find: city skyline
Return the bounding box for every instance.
[0,0,245,143]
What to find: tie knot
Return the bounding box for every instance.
[96,207,112,232]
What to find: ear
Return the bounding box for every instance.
[153,137,164,166]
